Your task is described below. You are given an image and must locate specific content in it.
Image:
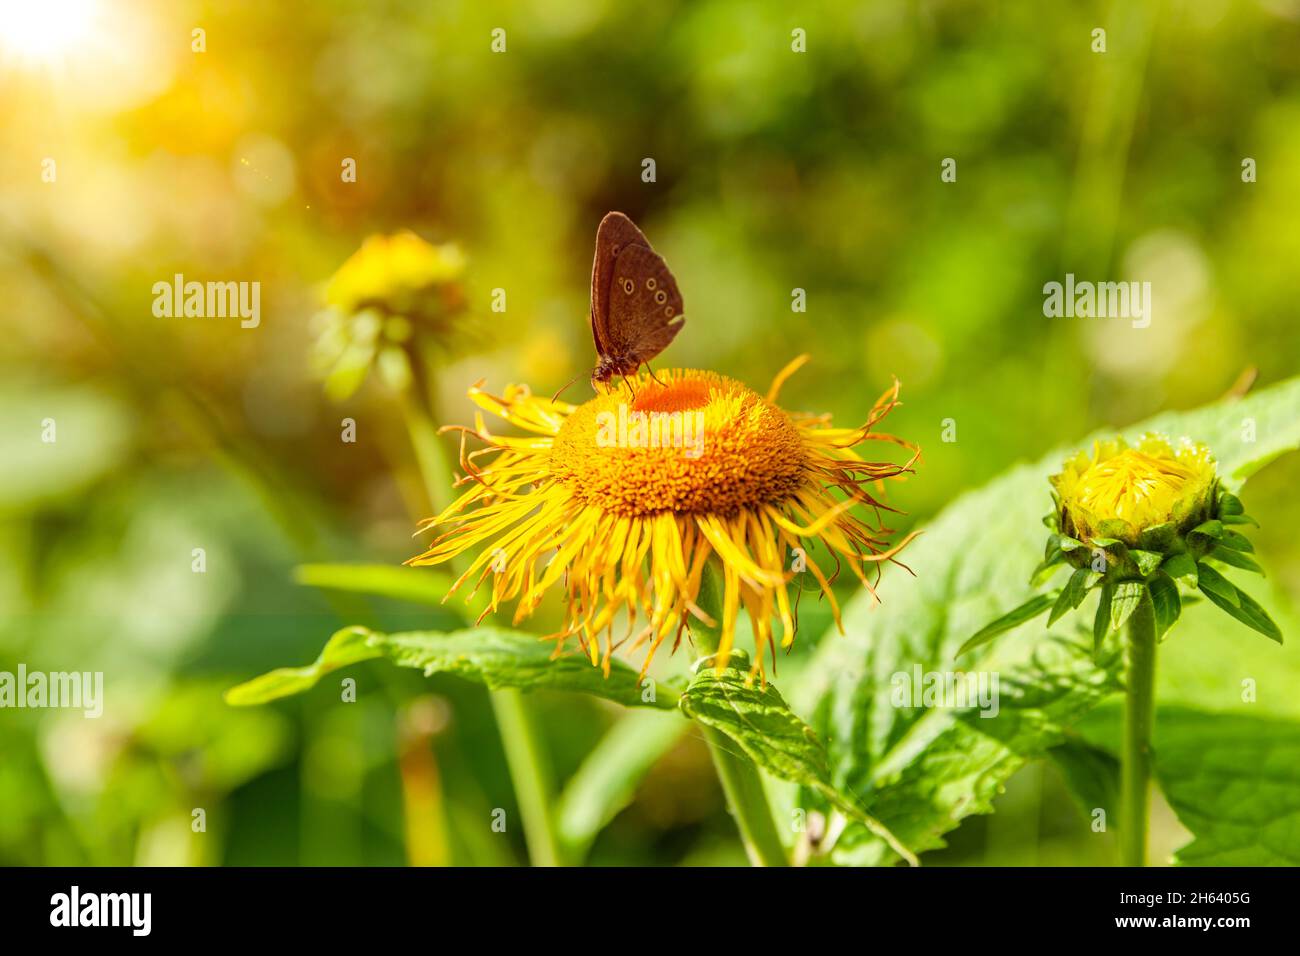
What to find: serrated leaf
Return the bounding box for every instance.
[679,663,916,865]
[226,626,679,708]
[1049,736,1120,825]
[224,627,384,705]
[1077,707,1300,865]
[1049,568,1092,626]
[956,592,1058,658]
[1197,573,1284,644]
[793,374,1300,865]
[1196,562,1240,608]
[1147,571,1181,639]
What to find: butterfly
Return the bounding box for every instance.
[588,212,685,388]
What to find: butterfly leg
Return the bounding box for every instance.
[620,374,637,400]
[642,362,667,387]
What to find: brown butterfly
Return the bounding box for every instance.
[588,212,685,387]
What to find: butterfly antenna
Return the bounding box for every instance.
[551,372,582,404]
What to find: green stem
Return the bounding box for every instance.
[490,689,565,867]
[1121,589,1158,867]
[691,562,788,867]
[400,361,567,867]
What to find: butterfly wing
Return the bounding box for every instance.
[604,243,686,363]
[590,212,652,356]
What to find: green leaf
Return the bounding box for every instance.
[1195,562,1240,608]
[1078,707,1300,865]
[555,710,688,862]
[1049,568,1092,626]
[956,592,1058,658]
[1208,546,1264,575]
[1147,571,1181,639]
[1197,571,1284,644]
[1092,582,1113,656]
[227,625,680,709]
[224,626,383,705]
[293,563,457,608]
[793,374,1300,865]
[1049,736,1120,825]
[1190,519,1224,539]
[1162,552,1198,585]
[680,661,916,865]
[1109,581,1146,633]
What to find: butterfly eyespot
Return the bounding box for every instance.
[645,278,657,290]
[621,278,634,294]
[654,290,667,304]
[663,306,674,316]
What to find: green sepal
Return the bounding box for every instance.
[1217,530,1255,553]
[1136,522,1177,553]
[1048,568,1093,626]
[956,591,1059,658]
[1209,546,1264,575]
[1093,582,1114,658]
[1109,581,1146,633]
[1162,552,1198,585]
[1221,513,1260,527]
[1196,562,1240,608]
[1218,492,1245,516]
[1190,519,1224,539]
[1129,549,1163,577]
[1089,536,1124,549]
[1096,519,1132,541]
[1195,571,1283,644]
[1147,571,1181,640]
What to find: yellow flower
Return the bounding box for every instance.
[314,231,472,400]
[1051,433,1216,546]
[325,230,466,316]
[408,358,920,681]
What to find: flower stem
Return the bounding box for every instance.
[489,688,565,867]
[691,562,789,866]
[400,365,567,867]
[1121,589,1157,867]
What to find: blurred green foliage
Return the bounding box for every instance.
[1,0,1297,865]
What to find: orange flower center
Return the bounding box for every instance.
[549,370,809,517]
